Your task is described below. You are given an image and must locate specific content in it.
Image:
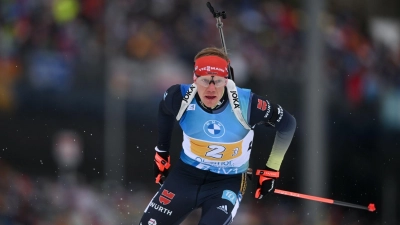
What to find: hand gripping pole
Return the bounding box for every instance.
[154,153,170,184]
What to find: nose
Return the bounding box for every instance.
[206,82,216,91]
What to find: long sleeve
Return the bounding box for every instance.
[248,93,297,170]
[156,100,176,151]
[156,84,183,152]
[266,110,296,170]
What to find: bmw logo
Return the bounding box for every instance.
[203,120,225,138]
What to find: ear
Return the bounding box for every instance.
[192,71,197,81]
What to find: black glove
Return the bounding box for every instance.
[254,167,280,199]
[154,151,170,185]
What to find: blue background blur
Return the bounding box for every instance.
[1,0,399,224]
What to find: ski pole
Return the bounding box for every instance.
[206,2,234,81]
[274,189,376,212]
[251,169,376,212]
[206,2,228,56]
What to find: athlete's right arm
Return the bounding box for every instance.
[156,84,182,151]
[154,84,183,184]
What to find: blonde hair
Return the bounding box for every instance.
[194,47,229,62]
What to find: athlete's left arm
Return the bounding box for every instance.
[248,93,297,171]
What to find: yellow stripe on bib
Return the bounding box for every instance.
[190,138,243,161]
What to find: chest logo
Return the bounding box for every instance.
[203,120,225,138]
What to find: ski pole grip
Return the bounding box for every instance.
[255,169,280,178]
[206,2,216,17]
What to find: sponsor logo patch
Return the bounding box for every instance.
[277,105,283,122]
[197,66,226,73]
[150,202,173,216]
[159,189,175,205]
[222,190,237,205]
[217,205,228,214]
[183,85,195,103]
[203,120,225,138]
[257,99,267,111]
[187,104,196,111]
[263,100,271,118]
[148,218,157,225]
[229,91,240,109]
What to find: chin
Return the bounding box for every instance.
[201,98,214,106]
[207,102,218,108]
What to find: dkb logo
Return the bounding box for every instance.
[159,189,175,205]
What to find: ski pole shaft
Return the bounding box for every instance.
[216,17,228,55]
[274,189,376,212]
[206,2,228,54]
[206,2,234,80]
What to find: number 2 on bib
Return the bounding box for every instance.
[205,145,240,159]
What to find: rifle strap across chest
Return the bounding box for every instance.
[176,80,251,130]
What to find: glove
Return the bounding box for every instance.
[154,151,170,185]
[254,167,280,199]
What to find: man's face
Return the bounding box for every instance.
[195,75,227,108]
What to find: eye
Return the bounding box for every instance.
[214,79,224,84]
[201,78,211,84]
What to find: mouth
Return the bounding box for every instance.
[205,96,216,100]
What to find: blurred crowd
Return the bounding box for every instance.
[1,0,399,111]
[0,0,398,224]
